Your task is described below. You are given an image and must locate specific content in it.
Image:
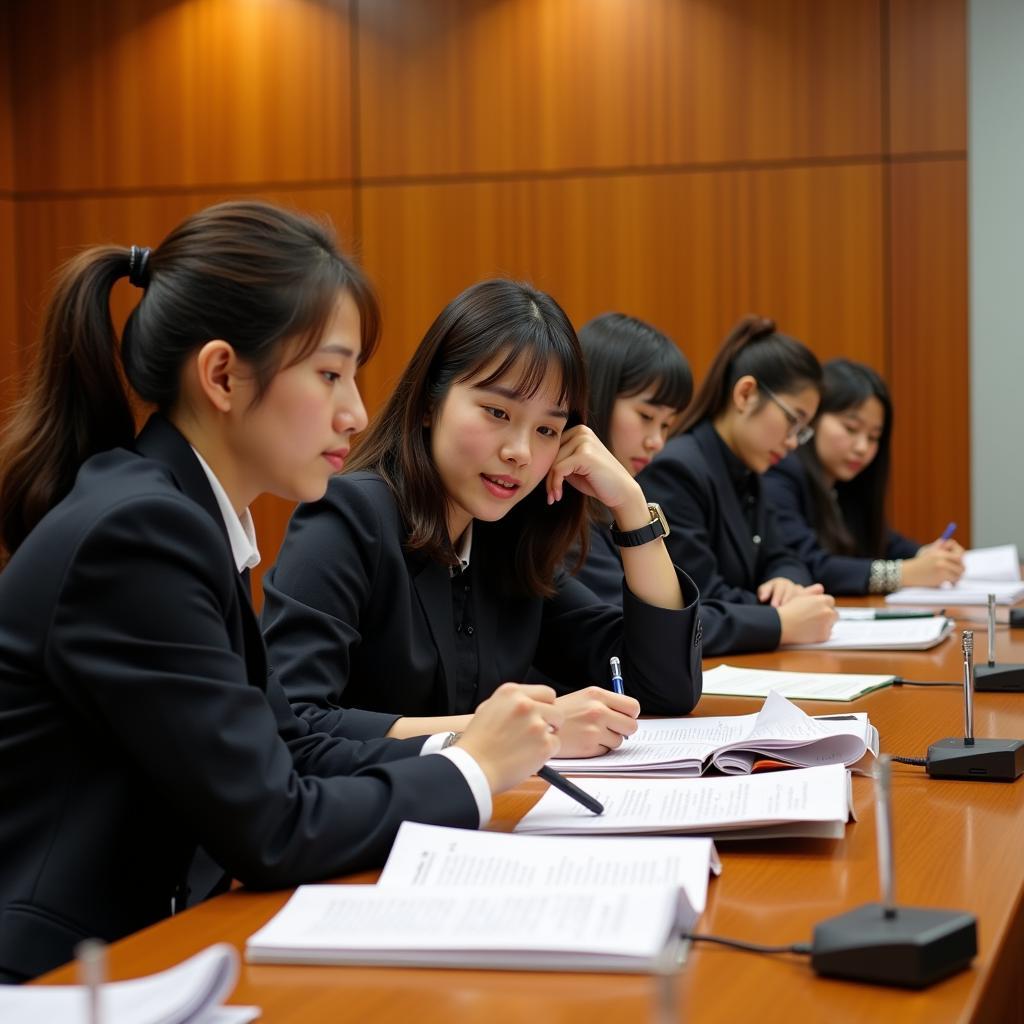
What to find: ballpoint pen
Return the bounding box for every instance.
[609,656,624,694]
[537,766,605,815]
[609,656,629,740]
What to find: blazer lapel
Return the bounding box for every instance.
[693,422,759,586]
[235,570,268,691]
[409,553,459,712]
[469,533,500,694]
[133,415,229,547]
[134,414,267,687]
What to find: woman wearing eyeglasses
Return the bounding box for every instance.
[639,316,838,655]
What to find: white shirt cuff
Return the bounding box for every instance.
[424,745,492,827]
[419,732,448,755]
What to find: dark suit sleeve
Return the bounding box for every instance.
[886,529,921,560]
[49,495,477,888]
[532,566,702,716]
[261,481,401,741]
[641,449,783,655]
[573,524,627,605]
[760,469,867,592]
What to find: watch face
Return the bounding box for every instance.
[649,503,670,538]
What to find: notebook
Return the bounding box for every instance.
[886,544,1024,606]
[701,663,894,701]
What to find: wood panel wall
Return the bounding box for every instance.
[1,0,969,595]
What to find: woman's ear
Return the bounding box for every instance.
[732,374,759,415]
[194,340,241,413]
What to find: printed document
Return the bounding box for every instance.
[783,616,953,650]
[377,821,720,916]
[515,764,853,839]
[246,884,689,973]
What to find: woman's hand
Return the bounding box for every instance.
[757,578,825,608]
[777,593,838,645]
[552,687,640,756]
[546,425,644,517]
[902,543,965,588]
[455,683,563,794]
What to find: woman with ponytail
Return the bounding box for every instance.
[0,202,563,982]
[762,358,964,594]
[640,316,838,655]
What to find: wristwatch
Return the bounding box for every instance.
[609,503,670,548]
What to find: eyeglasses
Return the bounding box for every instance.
[758,383,815,445]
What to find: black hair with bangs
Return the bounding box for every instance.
[579,312,692,446]
[346,278,589,597]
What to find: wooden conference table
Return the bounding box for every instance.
[37,598,1024,1023]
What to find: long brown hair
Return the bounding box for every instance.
[0,201,379,562]
[346,278,588,598]
[679,315,822,433]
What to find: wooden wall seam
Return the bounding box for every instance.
[881,0,894,388]
[9,151,976,203]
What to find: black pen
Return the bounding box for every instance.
[872,609,942,620]
[537,766,604,815]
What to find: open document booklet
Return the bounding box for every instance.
[0,944,257,1024]
[546,690,878,777]
[247,825,721,973]
[887,543,1024,606]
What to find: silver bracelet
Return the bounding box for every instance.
[868,559,903,594]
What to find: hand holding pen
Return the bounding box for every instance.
[904,521,965,587]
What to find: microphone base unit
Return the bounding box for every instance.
[974,662,1024,692]
[811,903,977,988]
[926,737,1024,781]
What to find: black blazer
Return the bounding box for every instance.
[261,471,702,724]
[573,520,627,606]
[638,420,812,655]
[763,454,920,594]
[0,417,477,981]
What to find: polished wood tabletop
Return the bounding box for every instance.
[36,599,1024,1023]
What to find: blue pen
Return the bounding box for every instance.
[609,656,629,743]
[609,656,624,695]
[940,521,957,541]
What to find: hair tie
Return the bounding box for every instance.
[128,245,151,289]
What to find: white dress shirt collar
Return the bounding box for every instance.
[451,522,473,577]
[189,447,261,574]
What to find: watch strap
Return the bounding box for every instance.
[610,504,668,548]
